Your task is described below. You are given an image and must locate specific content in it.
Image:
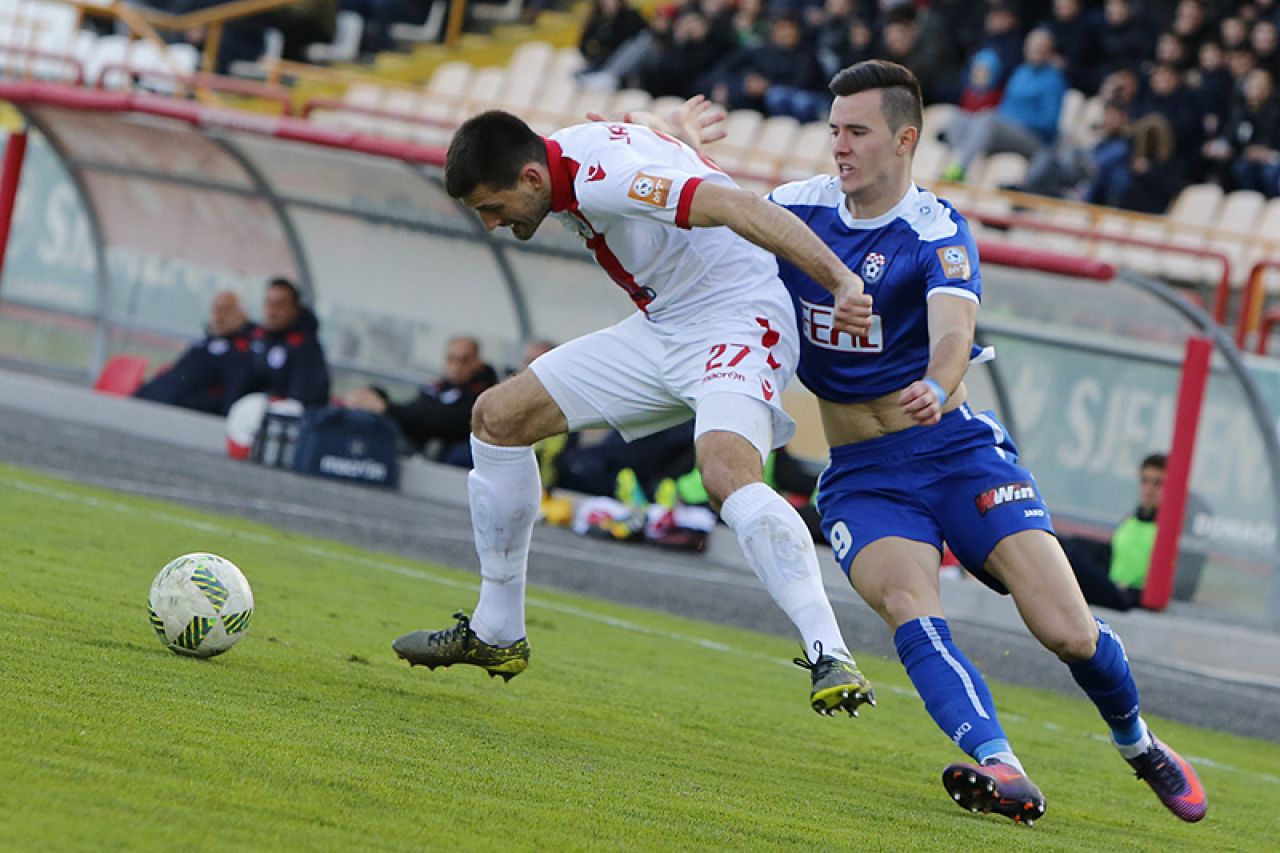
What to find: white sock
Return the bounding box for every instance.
[984,751,1026,774]
[1113,717,1153,760]
[466,436,541,647]
[720,482,853,662]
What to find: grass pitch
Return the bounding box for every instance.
[2,463,1278,852]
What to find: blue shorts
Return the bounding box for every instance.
[816,404,1055,594]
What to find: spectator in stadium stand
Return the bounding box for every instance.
[1020,96,1132,200]
[704,13,828,120]
[1251,18,1280,77]
[134,291,255,416]
[877,3,963,105]
[242,277,332,408]
[1096,0,1155,77]
[633,11,726,99]
[166,0,268,73]
[271,0,337,62]
[1170,0,1209,51]
[941,27,1067,182]
[578,0,649,76]
[1062,454,1209,611]
[1135,63,1204,181]
[727,0,769,49]
[1113,113,1183,213]
[956,48,1006,114]
[1189,40,1234,138]
[974,1,1025,90]
[817,14,879,81]
[340,0,433,55]
[1154,31,1193,72]
[1047,0,1104,94]
[1219,12,1249,54]
[346,335,498,466]
[1203,67,1280,195]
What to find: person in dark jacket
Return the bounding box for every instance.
[241,277,331,408]
[579,0,648,72]
[134,290,256,415]
[705,14,826,118]
[347,335,498,465]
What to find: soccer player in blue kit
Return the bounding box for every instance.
[683,61,1207,825]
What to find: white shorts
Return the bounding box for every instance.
[530,307,799,450]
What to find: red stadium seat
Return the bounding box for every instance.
[93,354,149,396]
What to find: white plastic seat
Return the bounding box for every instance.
[306,11,364,64]
[705,109,763,172]
[743,114,799,180]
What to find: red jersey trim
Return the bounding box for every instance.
[675,176,702,230]
[544,137,579,213]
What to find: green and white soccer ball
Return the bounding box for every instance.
[148,553,254,658]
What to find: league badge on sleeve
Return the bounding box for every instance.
[860,252,887,283]
[628,172,672,207]
[937,245,971,280]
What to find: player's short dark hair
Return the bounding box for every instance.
[445,111,547,199]
[828,60,924,137]
[1141,453,1168,471]
[268,276,301,305]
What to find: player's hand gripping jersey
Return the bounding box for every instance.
[547,122,793,325]
[767,178,991,401]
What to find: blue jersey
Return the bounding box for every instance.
[768,178,984,403]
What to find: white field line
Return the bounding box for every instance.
[7,475,1279,787]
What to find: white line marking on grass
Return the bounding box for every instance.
[7,474,1278,785]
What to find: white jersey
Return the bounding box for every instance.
[546,122,792,327]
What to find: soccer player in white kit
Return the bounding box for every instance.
[392,109,877,716]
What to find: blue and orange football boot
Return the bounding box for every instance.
[942,760,1046,826]
[1126,733,1208,822]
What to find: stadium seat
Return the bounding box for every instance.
[744,114,799,180]
[343,82,385,109]
[921,102,956,142]
[610,88,652,120]
[463,67,506,115]
[781,121,832,181]
[912,134,947,185]
[1163,183,1223,283]
[1245,199,1280,293]
[94,354,148,396]
[705,109,763,172]
[1121,218,1169,279]
[307,11,364,64]
[1088,212,1133,269]
[975,152,1028,189]
[390,0,447,45]
[1216,190,1268,285]
[546,46,586,86]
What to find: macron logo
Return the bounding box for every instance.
[974,482,1036,515]
[586,163,607,182]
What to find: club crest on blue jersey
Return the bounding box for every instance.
[860,252,888,283]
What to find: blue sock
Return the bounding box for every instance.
[894,617,1008,760]
[1067,618,1144,744]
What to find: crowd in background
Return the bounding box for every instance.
[578,0,1280,211]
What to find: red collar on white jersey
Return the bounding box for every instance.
[543,137,580,213]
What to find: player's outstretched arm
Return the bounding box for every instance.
[685,180,873,336]
[900,294,977,426]
[586,95,727,149]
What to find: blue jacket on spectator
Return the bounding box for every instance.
[242,306,331,407]
[998,63,1067,143]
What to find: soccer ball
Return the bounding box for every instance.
[148,553,254,658]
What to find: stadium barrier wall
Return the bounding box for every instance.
[0,82,1278,629]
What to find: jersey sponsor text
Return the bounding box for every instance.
[800,298,883,353]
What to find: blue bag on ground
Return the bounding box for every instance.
[291,406,401,489]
